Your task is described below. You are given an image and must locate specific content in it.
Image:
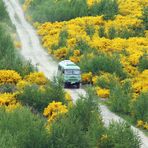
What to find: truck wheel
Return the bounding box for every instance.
[76,83,80,88]
[64,83,67,88]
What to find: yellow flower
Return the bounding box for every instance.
[0,70,21,84]
[43,101,68,123]
[96,87,110,98]
[25,72,47,85]
[143,122,148,130]
[81,72,92,84]
[137,120,144,127]
[101,134,108,141]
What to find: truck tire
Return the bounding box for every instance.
[76,82,80,88]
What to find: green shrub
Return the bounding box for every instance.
[75,39,93,54]
[27,0,119,22]
[48,89,105,148]
[0,24,34,76]
[0,0,9,22]
[138,53,148,71]
[0,107,49,148]
[17,77,65,112]
[85,25,95,39]
[142,6,148,30]
[89,0,118,20]
[98,26,106,38]
[133,92,148,122]
[100,121,141,148]
[80,53,126,78]
[0,84,16,93]
[109,80,132,114]
[108,26,117,39]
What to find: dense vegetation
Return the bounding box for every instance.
[0,0,147,147]
[22,0,148,132]
[0,1,34,76]
[23,0,119,22]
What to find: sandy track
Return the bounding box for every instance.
[3,0,148,147]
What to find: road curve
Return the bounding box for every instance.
[3,0,148,147]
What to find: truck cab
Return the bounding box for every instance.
[57,60,81,88]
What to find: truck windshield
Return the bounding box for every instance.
[65,69,80,75]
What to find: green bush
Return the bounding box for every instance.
[98,26,106,38]
[26,0,119,22]
[109,80,132,114]
[0,84,16,93]
[138,53,148,71]
[0,107,49,148]
[100,121,141,148]
[17,77,65,112]
[48,89,105,148]
[0,24,34,76]
[108,26,117,39]
[75,39,93,54]
[79,53,126,78]
[142,6,148,30]
[133,92,148,122]
[0,0,9,22]
[85,25,95,39]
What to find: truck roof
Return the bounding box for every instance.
[58,60,80,70]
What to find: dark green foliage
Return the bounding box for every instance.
[85,25,95,39]
[90,0,118,20]
[27,0,119,22]
[0,0,9,22]
[80,53,126,78]
[0,24,35,76]
[101,122,141,148]
[108,26,117,39]
[48,89,105,148]
[75,39,93,54]
[58,29,68,47]
[133,92,148,122]
[17,77,65,112]
[0,107,49,148]
[138,53,148,71]
[0,84,16,93]
[98,26,106,38]
[109,80,132,114]
[142,6,148,30]
[30,0,88,22]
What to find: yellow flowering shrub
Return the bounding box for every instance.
[43,101,68,123]
[23,0,32,12]
[132,70,148,93]
[81,72,92,83]
[143,122,148,130]
[96,87,110,98]
[137,120,144,127]
[0,93,16,106]
[65,92,73,107]
[0,70,21,84]
[92,75,99,85]
[16,80,30,89]
[5,103,22,112]
[25,72,47,85]
[137,120,148,130]
[54,47,68,59]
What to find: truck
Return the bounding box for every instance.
[57,60,81,88]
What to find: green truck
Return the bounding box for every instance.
[58,60,81,88]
